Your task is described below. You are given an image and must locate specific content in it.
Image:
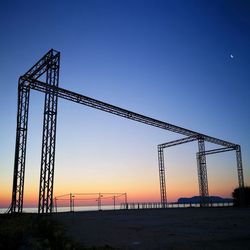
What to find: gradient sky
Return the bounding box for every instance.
[0,0,250,207]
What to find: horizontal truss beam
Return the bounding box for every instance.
[158,136,197,149]
[197,147,235,156]
[28,79,236,148]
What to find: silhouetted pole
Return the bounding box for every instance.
[113,196,116,210]
[125,193,128,209]
[72,195,75,212]
[54,198,57,213]
[98,193,103,211]
[70,193,73,212]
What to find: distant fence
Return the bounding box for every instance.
[53,192,127,212]
[120,201,234,210]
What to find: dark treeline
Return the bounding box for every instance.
[232,186,250,206]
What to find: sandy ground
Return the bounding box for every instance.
[52,207,250,250]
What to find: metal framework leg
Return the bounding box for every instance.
[157,137,197,208]
[196,138,209,206]
[235,145,244,188]
[10,81,30,213]
[235,145,245,206]
[38,54,60,213]
[158,146,167,207]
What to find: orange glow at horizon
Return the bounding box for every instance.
[1,159,240,208]
[1,163,239,209]
[1,183,237,208]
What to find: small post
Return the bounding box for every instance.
[125,193,128,209]
[98,193,103,211]
[54,198,57,213]
[113,196,116,210]
[70,193,73,212]
[72,194,75,212]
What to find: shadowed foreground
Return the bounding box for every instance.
[53,207,250,250]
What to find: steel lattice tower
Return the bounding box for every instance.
[10,49,60,213]
[196,138,209,206]
[158,146,167,207]
[11,81,30,213]
[38,53,60,213]
[235,145,244,188]
[235,145,245,205]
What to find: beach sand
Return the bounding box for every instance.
[52,207,250,249]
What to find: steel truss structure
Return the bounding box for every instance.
[11,49,60,213]
[10,49,245,213]
[197,138,209,205]
[158,137,244,207]
[158,136,198,206]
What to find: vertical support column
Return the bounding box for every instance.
[158,146,167,207]
[235,145,244,188]
[196,138,209,207]
[235,145,245,206]
[11,81,30,213]
[38,53,60,213]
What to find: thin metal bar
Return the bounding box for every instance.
[158,136,197,148]
[197,147,235,156]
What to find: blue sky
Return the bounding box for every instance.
[0,0,249,206]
